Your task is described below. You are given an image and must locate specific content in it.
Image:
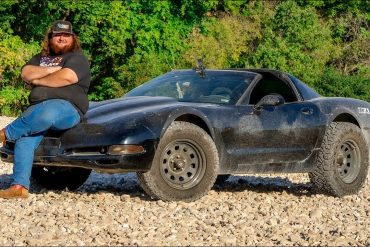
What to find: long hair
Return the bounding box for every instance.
[40,28,82,56]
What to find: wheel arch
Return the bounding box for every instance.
[161,107,215,140]
[314,112,363,158]
[174,114,212,137]
[332,113,361,128]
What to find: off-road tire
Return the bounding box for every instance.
[137,121,219,202]
[309,122,369,197]
[32,166,91,190]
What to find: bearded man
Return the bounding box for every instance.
[0,20,91,199]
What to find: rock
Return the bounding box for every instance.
[289,234,302,243]
[333,236,350,246]
[220,236,237,246]
[309,208,322,219]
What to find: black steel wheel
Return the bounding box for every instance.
[309,122,369,196]
[336,140,361,184]
[137,121,219,201]
[160,140,206,190]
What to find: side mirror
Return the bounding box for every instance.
[253,94,285,113]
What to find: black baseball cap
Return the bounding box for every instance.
[51,20,74,34]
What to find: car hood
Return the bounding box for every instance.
[85,96,179,123]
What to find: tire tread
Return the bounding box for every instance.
[309,122,369,196]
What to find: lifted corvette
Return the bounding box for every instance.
[1,68,370,201]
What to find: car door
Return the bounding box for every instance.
[222,72,324,166]
[236,102,323,163]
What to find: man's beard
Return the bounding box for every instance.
[50,41,74,55]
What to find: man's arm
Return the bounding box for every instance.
[21,65,62,83]
[31,68,79,88]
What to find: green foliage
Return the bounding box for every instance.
[0,29,38,87]
[118,50,174,93]
[314,68,370,102]
[330,11,369,44]
[114,1,194,92]
[0,0,17,32]
[182,15,262,68]
[296,0,370,17]
[8,0,69,41]
[334,36,370,74]
[88,77,125,101]
[250,1,336,85]
[0,86,29,116]
[0,25,38,115]
[176,0,219,20]
[0,0,369,116]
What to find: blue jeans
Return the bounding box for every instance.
[4,99,80,189]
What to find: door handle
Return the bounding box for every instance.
[301,107,313,115]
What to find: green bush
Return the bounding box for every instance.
[250,1,337,85]
[0,86,29,116]
[0,27,38,116]
[182,15,262,68]
[314,68,370,102]
[88,77,125,101]
[0,29,39,87]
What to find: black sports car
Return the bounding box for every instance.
[1,68,370,201]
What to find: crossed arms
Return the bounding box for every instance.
[21,65,78,87]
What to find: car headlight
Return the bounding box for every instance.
[107,145,145,155]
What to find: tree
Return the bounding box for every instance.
[0,0,369,116]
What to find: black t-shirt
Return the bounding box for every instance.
[25,52,91,115]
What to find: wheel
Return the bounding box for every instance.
[137,121,219,201]
[309,122,369,197]
[214,174,231,185]
[31,166,91,190]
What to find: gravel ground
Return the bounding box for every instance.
[1,115,370,246]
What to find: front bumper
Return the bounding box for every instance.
[0,137,157,173]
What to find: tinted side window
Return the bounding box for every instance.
[288,75,320,100]
[249,75,298,104]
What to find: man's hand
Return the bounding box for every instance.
[30,68,78,88]
[21,65,62,83]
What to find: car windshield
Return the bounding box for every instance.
[125,70,256,104]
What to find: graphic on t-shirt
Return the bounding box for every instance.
[40,56,62,67]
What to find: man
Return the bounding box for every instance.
[0,20,91,199]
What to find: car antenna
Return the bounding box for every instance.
[194,56,206,78]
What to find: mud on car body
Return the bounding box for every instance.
[1,68,370,201]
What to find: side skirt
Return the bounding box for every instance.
[232,150,318,174]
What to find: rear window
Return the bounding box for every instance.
[288,75,320,100]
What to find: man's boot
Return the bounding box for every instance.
[0,128,5,146]
[0,185,29,199]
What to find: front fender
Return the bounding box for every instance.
[161,106,215,139]
[60,121,157,149]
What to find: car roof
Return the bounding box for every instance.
[232,68,286,76]
[172,68,285,76]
